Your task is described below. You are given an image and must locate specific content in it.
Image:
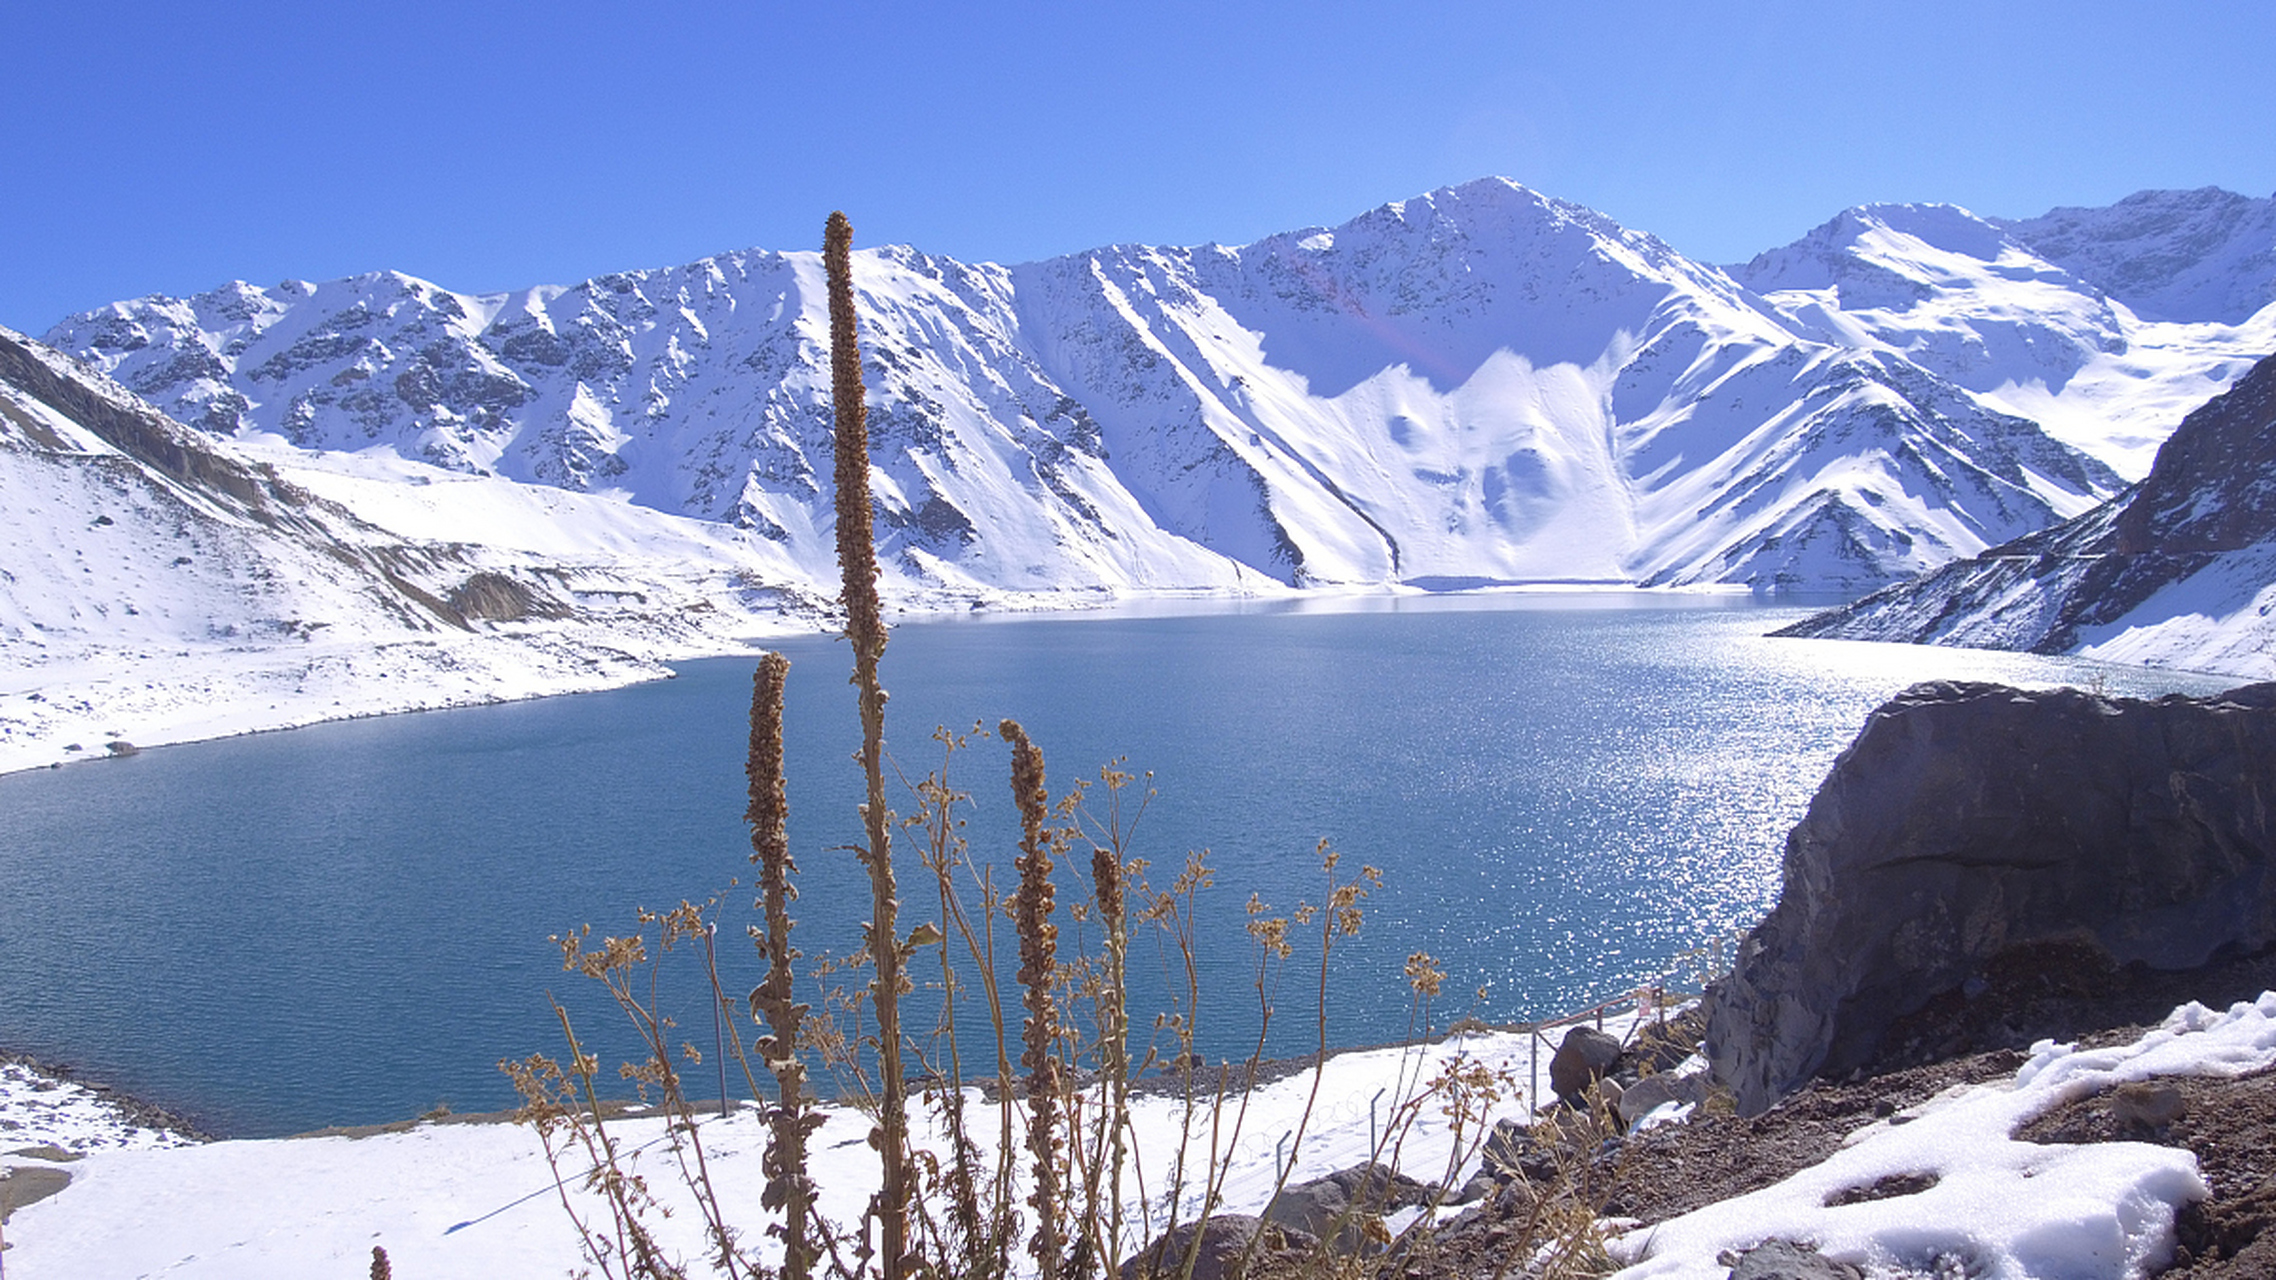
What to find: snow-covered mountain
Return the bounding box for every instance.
[48,179,2137,598]
[1999,186,2276,325]
[14,177,2275,766]
[0,323,845,773]
[1780,351,2276,679]
[1733,191,2276,478]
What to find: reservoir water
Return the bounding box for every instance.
[0,595,2239,1136]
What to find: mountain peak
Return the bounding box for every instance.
[1996,186,2276,323]
[30,178,2189,600]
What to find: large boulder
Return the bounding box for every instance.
[1261,1162,1435,1253]
[1120,1214,1315,1280]
[1707,679,2276,1114]
[1547,1026,1622,1105]
[1615,1065,1711,1128]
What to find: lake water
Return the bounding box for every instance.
[0,594,2239,1137]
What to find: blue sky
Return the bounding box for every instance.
[6,0,2272,334]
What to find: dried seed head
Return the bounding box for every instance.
[1405,951,1446,997]
[1091,846,1124,927]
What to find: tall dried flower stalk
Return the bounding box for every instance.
[1001,719,1063,1280]
[747,653,820,1280]
[825,209,912,1280]
[1081,767,1139,1277]
[1087,841,1131,1272]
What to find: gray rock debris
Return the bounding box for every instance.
[1261,1162,1436,1254]
[1721,1238,1864,1280]
[1118,1214,1314,1280]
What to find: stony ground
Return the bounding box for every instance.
[1387,945,2276,1279]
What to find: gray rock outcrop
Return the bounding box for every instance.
[1724,1238,1865,1280]
[1119,1214,1314,1280]
[1615,1067,1711,1128]
[1261,1162,1435,1253]
[1706,679,2276,1114]
[1547,1026,1623,1105]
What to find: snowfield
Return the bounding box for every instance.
[6,996,2274,1280]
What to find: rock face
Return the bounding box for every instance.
[1119,1215,1314,1280]
[1261,1162,1434,1254]
[1706,679,2276,1115]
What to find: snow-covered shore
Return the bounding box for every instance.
[0,626,740,779]
[8,996,2276,1279]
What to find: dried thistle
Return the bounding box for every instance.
[1086,794,1133,1278]
[825,209,914,1280]
[1001,718,1063,1280]
[746,653,821,1280]
[1404,951,1446,998]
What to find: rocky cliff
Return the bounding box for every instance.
[1706,679,2276,1115]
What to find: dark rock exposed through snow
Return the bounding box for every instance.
[1706,678,2276,1115]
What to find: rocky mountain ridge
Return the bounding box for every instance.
[56,177,2261,598]
[1734,189,2276,479]
[0,322,826,774]
[1781,351,2276,679]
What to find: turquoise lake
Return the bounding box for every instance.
[0,594,2239,1137]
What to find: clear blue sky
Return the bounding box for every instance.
[6,0,2273,334]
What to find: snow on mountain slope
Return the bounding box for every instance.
[1736,199,2276,481]
[1780,351,2276,680]
[1010,183,2114,592]
[48,179,2121,597]
[0,326,836,774]
[41,249,1257,597]
[1626,347,2116,592]
[1998,186,2276,326]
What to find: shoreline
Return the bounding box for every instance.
[0,1047,211,1149]
[0,991,1675,1147]
[0,582,1794,781]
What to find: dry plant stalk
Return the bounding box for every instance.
[748,653,821,1280]
[504,983,690,1280]
[825,209,914,1280]
[904,726,1019,1273]
[1001,719,1065,1280]
[1082,768,1138,1279]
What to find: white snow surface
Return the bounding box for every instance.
[0,1060,199,1155]
[0,1011,1629,1278]
[6,997,2273,1279]
[1608,994,2276,1280]
[2071,544,2276,678]
[1735,197,2276,480]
